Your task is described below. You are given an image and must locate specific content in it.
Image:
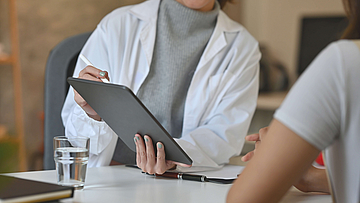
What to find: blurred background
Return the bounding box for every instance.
[0,0,345,172]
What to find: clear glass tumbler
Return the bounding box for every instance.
[53,136,89,190]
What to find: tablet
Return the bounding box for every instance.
[67,77,192,165]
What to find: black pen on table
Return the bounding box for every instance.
[151,171,235,184]
[156,172,207,182]
[125,164,236,184]
[126,165,206,182]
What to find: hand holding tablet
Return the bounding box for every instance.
[134,134,191,174]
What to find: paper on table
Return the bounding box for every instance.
[189,165,244,179]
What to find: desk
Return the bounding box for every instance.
[7,165,331,203]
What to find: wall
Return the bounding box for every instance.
[235,0,346,156]
[0,0,243,171]
[239,0,345,83]
[0,0,13,133]
[1,0,143,170]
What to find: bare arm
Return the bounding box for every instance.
[241,127,330,194]
[227,119,321,203]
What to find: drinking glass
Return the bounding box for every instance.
[53,136,89,190]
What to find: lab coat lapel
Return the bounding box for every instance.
[196,21,226,71]
[188,11,229,100]
[139,23,156,71]
[195,11,241,72]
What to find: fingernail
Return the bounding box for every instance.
[134,137,137,143]
[144,137,149,142]
[157,143,162,149]
[136,136,140,141]
[99,71,105,77]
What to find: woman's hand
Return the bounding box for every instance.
[294,165,330,194]
[241,127,268,162]
[74,65,109,121]
[134,134,191,174]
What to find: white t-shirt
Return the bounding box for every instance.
[274,40,360,203]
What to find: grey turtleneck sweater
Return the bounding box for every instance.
[136,0,219,138]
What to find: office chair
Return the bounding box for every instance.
[43,32,92,170]
[43,32,136,170]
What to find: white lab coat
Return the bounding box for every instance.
[61,0,260,171]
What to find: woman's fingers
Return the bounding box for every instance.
[259,127,269,140]
[255,140,261,149]
[242,127,270,162]
[241,151,254,162]
[155,142,167,174]
[80,73,103,82]
[73,90,86,106]
[134,135,190,174]
[135,135,141,168]
[169,161,191,168]
[144,135,156,174]
[79,66,107,79]
[99,70,110,81]
[245,133,260,142]
[135,134,147,171]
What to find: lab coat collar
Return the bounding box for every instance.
[217,10,244,33]
[129,0,160,23]
[197,11,243,69]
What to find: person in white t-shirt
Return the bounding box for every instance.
[227,0,360,202]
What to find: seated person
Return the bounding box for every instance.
[61,0,261,174]
[227,0,360,202]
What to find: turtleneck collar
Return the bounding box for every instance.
[158,0,220,35]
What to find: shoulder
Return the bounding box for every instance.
[331,40,360,66]
[320,40,360,62]
[98,5,137,27]
[310,40,360,77]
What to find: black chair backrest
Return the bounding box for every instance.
[43,32,92,170]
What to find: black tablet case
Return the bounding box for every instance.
[67,77,192,165]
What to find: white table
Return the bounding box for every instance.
[7,165,331,203]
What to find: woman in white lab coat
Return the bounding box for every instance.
[61,0,260,174]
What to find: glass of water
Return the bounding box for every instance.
[53,136,89,190]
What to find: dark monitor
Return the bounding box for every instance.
[297,16,348,76]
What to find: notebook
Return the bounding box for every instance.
[0,175,74,203]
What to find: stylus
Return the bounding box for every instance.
[79,54,110,83]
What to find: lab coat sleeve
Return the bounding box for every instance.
[175,39,260,172]
[61,17,118,167]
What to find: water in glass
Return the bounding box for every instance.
[54,147,89,189]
